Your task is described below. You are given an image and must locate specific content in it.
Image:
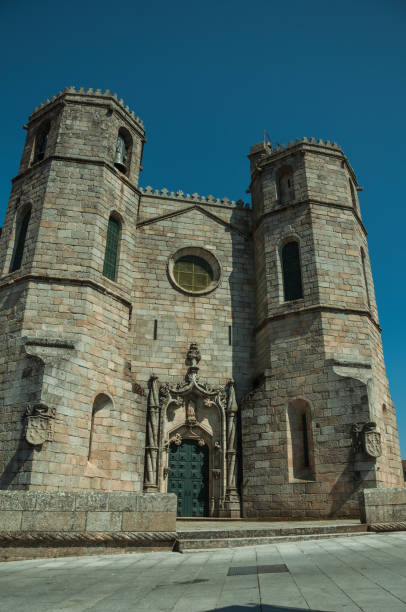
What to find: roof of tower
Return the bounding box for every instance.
[28,86,144,132]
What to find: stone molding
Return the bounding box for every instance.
[0,274,132,310]
[255,304,381,334]
[12,154,143,195]
[253,198,367,237]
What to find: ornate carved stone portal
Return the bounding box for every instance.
[143,343,241,517]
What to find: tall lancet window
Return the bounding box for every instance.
[103,214,121,281]
[10,208,31,272]
[360,247,371,308]
[281,241,303,301]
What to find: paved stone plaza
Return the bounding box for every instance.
[2,533,406,611]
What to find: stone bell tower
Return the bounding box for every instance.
[0,87,146,491]
[243,138,403,519]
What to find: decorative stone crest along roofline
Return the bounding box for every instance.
[140,186,251,209]
[249,137,359,184]
[28,86,145,132]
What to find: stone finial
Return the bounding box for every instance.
[161,188,168,196]
[192,192,199,201]
[176,190,184,198]
[145,186,153,193]
[186,343,201,367]
[104,89,110,95]
[207,195,214,202]
[222,197,229,205]
[87,88,94,94]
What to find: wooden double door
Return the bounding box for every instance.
[168,439,209,517]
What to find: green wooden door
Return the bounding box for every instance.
[168,439,209,517]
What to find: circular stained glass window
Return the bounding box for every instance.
[173,255,214,292]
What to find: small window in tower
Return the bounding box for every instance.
[277,166,294,204]
[349,179,357,209]
[114,128,132,174]
[32,122,50,164]
[103,214,121,281]
[10,207,31,272]
[360,247,371,308]
[281,241,303,301]
[173,255,213,292]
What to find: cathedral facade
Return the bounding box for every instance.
[0,87,402,520]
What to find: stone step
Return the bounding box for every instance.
[177,530,372,552]
[177,522,367,541]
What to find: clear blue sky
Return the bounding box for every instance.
[1,1,405,453]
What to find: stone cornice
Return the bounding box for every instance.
[0,274,132,310]
[255,304,381,334]
[11,155,142,196]
[253,198,367,237]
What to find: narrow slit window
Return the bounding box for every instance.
[154,319,158,340]
[278,166,294,204]
[228,325,232,346]
[360,247,370,308]
[281,241,303,301]
[349,179,357,209]
[302,413,310,468]
[10,209,31,272]
[32,123,50,164]
[103,215,121,281]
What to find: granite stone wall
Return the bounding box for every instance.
[0,490,176,532]
[0,92,403,522]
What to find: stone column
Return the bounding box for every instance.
[224,380,241,517]
[144,375,160,492]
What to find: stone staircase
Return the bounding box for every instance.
[175,520,369,552]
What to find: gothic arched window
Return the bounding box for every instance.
[103,214,121,281]
[281,241,303,301]
[10,208,31,272]
[32,122,50,164]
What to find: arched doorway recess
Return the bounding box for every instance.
[143,343,240,517]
